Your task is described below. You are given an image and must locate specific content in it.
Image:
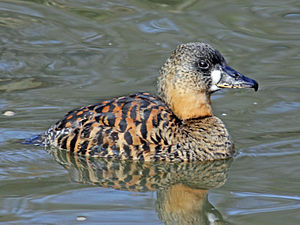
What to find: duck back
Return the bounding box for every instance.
[44,92,182,161]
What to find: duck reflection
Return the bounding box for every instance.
[50,148,232,225]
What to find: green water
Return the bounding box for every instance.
[0,0,300,224]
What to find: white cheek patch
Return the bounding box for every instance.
[210,69,222,92]
[210,84,220,92]
[211,69,222,85]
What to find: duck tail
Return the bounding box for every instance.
[23,134,47,146]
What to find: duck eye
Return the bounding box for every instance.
[198,60,209,69]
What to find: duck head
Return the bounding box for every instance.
[158,42,258,120]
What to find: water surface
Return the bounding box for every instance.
[0,0,300,224]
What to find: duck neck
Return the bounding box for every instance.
[158,64,213,120]
[162,89,213,120]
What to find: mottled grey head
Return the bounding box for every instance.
[158,42,258,98]
[157,42,258,119]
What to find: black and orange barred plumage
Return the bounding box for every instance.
[40,42,258,161]
[44,92,233,161]
[46,93,181,160]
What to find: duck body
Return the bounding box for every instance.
[41,42,258,162]
[45,92,233,161]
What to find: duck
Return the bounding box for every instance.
[41,42,258,162]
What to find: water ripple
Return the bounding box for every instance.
[232,191,300,201]
[227,191,300,215]
[239,139,300,157]
[259,101,300,114]
[283,12,300,20]
[139,18,179,33]
[0,59,25,72]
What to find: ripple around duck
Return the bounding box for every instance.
[0,147,63,181]
[239,139,300,158]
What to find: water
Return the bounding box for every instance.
[0,0,299,224]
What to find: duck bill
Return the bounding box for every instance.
[216,65,258,91]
